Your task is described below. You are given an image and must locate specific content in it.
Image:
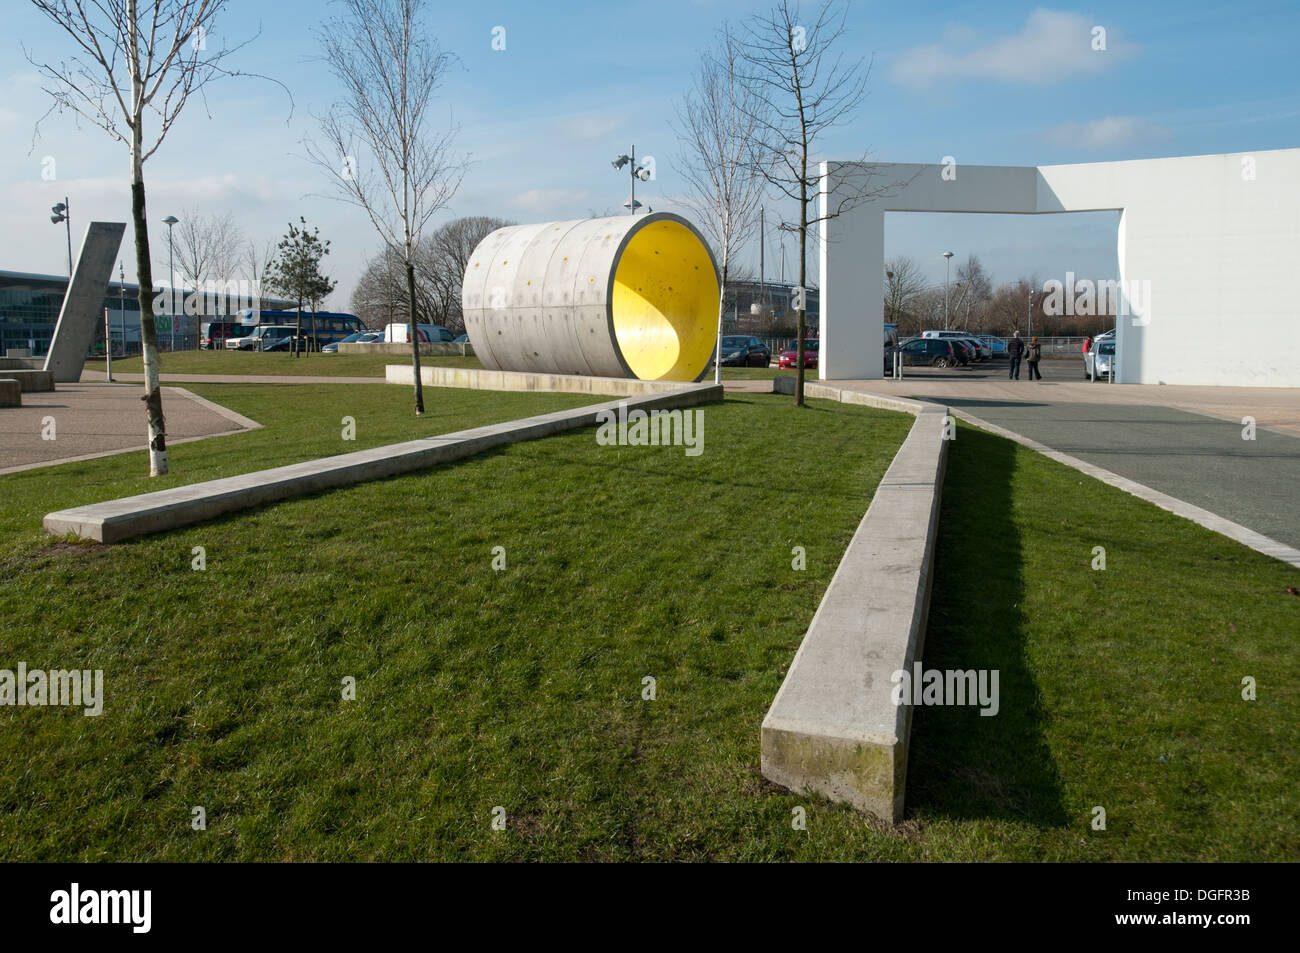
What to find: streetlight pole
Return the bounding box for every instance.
[611,146,650,215]
[119,261,126,359]
[942,251,954,330]
[50,197,72,276]
[163,215,179,351]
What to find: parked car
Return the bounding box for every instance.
[889,337,964,368]
[778,339,819,369]
[229,325,304,351]
[1084,337,1116,380]
[262,331,316,353]
[976,334,1008,356]
[717,335,770,367]
[383,322,453,343]
[451,333,469,343]
[922,329,989,360]
[322,331,382,353]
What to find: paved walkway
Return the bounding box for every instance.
[0,383,259,475]
[830,366,1300,559]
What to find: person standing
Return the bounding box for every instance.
[1007,330,1025,380]
[1026,336,1043,380]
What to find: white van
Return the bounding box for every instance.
[382,323,454,344]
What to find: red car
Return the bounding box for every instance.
[778,339,819,369]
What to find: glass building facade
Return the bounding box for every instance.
[0,271,290,357]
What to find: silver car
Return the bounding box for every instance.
[1084,337,1116,381]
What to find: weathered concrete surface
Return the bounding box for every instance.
[44,384,722,543]
[339,341,474,357]
[0,379,20,408]
[43,222,126,383]
[762,379,949,821]
[4,369,56,392]
[388,363,706,396]
[0,357,43,370]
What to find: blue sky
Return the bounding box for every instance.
[2,0,1297,305]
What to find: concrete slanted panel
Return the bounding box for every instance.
[43,222,127,383]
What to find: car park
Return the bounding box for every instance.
[718,335,770,367]
[778,339,818,369]
[321,331,382,353]
[889,337,964,368]
[383,323,453,343]
[922,329,989,360]
[261,331,316,353]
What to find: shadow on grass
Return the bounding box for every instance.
[905,424,1069,828]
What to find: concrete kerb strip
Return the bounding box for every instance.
[44,383,722,543]
[764,375,949,821]
[946,406,1300,569]
[388,363,703,397]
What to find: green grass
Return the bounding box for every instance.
[0,384,594,550]
[90,351,802,381]
[94,351,479,378]
[0,392,1295,861]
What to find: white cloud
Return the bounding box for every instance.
[891,8,1137,87]
[1045,115,1166,149]
[511,187,591,214]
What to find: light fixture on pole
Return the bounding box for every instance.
[163,215,179,351]
[50,198,72,276]
[611,145,652,215]
[942,251,954,330]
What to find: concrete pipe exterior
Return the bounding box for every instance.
[462,213,721,381]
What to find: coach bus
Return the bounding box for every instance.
[225,309,365,351]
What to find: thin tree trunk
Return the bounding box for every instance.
[796,177,807,408]
[406,255,424,415]
[295,299,303,357]
[131,137,168,475]
[714,254,728,385]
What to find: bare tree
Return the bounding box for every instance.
[308,0,468,416]
[417,216,512,334]
[740,0,902,404]
[27,0,279,475]
[674,24,771,384]
[884,256,925,329]
[953,253,992,330]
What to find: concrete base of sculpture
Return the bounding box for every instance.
[0,379,20,408]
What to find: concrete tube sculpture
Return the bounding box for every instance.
[462,213,721,381]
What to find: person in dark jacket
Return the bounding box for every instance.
[1007,331,1025,380]
[1026,336,1043,380]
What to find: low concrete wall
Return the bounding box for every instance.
[0,379,20,408]
[0,357,43,370]
[388,364,704,396]
[763,375,949,821]
[340,342,474,357]
[4,369,56,393]
[44,383,722,543]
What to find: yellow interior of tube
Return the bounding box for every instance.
[610,221,719,380]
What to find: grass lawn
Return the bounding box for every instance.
[1,388,1294,861]
[89,352,804,382]
[91,351,478,379]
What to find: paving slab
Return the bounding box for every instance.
[0,383,256,475]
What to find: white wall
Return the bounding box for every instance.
[820,148,1300,387]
